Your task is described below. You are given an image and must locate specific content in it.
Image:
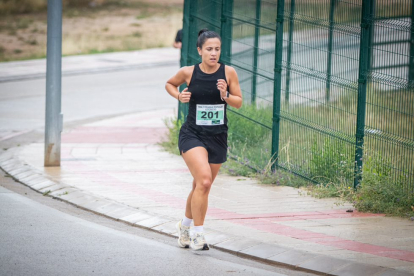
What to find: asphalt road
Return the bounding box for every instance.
[0,64,178,133]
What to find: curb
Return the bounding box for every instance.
[1,148,412,276]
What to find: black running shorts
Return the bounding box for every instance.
[178,125,227,164]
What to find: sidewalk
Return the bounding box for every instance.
[0,47,179,82]
[1,108,413,276]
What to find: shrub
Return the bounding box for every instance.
[159,115,182,156]
[309,137,354,185]
[354,151,414,216]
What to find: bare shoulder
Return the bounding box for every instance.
[224,65,237,75]
[179,65,195,77]
[224,65,238,82]
[224,65,236,73]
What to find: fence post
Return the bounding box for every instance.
[251,0,261,104]
[367,0,375,73]
[326,0,336,102]
[177,0,191,123]
[44,0,63,167]
[285,0,295,102]
[211,0,218,29]
[180,0,190,68]
[188,0,199,64]
[354,0,373,188]
[220,0,233,65]
[409,0,414,84]
[271,0,285,171]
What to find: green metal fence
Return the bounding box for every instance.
[179,0,414,192]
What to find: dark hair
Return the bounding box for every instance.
[197,28,221,48]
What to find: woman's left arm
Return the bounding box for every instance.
[218,66,243,109]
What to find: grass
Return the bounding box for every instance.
[0,0,156,15]
[0,0,183,62]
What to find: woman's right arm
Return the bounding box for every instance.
[165,67,192,103]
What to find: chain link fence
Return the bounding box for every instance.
[178,0,413,192]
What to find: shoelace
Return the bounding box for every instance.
[181,228,190,238]
[194,233,205,243]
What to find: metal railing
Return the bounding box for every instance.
[179,0,414,192]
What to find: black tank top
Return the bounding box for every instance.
[184,62,228,135]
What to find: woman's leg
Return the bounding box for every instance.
[182,147,221,226]
[184,163,222,221]
[184,180,196,219]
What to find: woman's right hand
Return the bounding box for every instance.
[179,88,192,103]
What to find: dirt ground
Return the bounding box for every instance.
[0,0,183,62]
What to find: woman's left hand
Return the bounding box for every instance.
[217,79,228,99]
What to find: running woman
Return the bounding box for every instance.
[165,29,242,250]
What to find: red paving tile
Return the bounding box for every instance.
[216,211,414,263]
[253,211,384,220]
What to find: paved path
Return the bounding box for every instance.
[1,108,413,276]
[0,47,179,83]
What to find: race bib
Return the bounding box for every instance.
[196,104,225,125]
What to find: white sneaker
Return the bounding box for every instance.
[175,220,191,248]
[190,232,209,250]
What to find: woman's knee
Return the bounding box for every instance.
[196,176,212,191]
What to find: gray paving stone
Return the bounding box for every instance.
[13,170,35,181]
[24,176,49,186]
[37,183,67,194]
[205,232,235,246]
[56,189,85,200]
[83,199,113,213]
[4,160,25,170]
[0,161,11,168]
[267,249,317,267]
[120,212,152,224]
[104,207,138,220]
[93,202,128,216]
[152,221,178,235]
[136,216,171,229]
[215,238,260,252]
[0,159,18,168]
[18,173,42,182]
[330,262,387,276]
[298,255,350,274]
[0,155,12,163]
[240,243,289,259]
[67,194,99,208]
[7,166,30,176]
[374,268,414,276]
[31,180,57,191]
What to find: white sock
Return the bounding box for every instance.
[182,216,193,227]
[193,225,204,233]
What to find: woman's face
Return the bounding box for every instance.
[197,37,221,67]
